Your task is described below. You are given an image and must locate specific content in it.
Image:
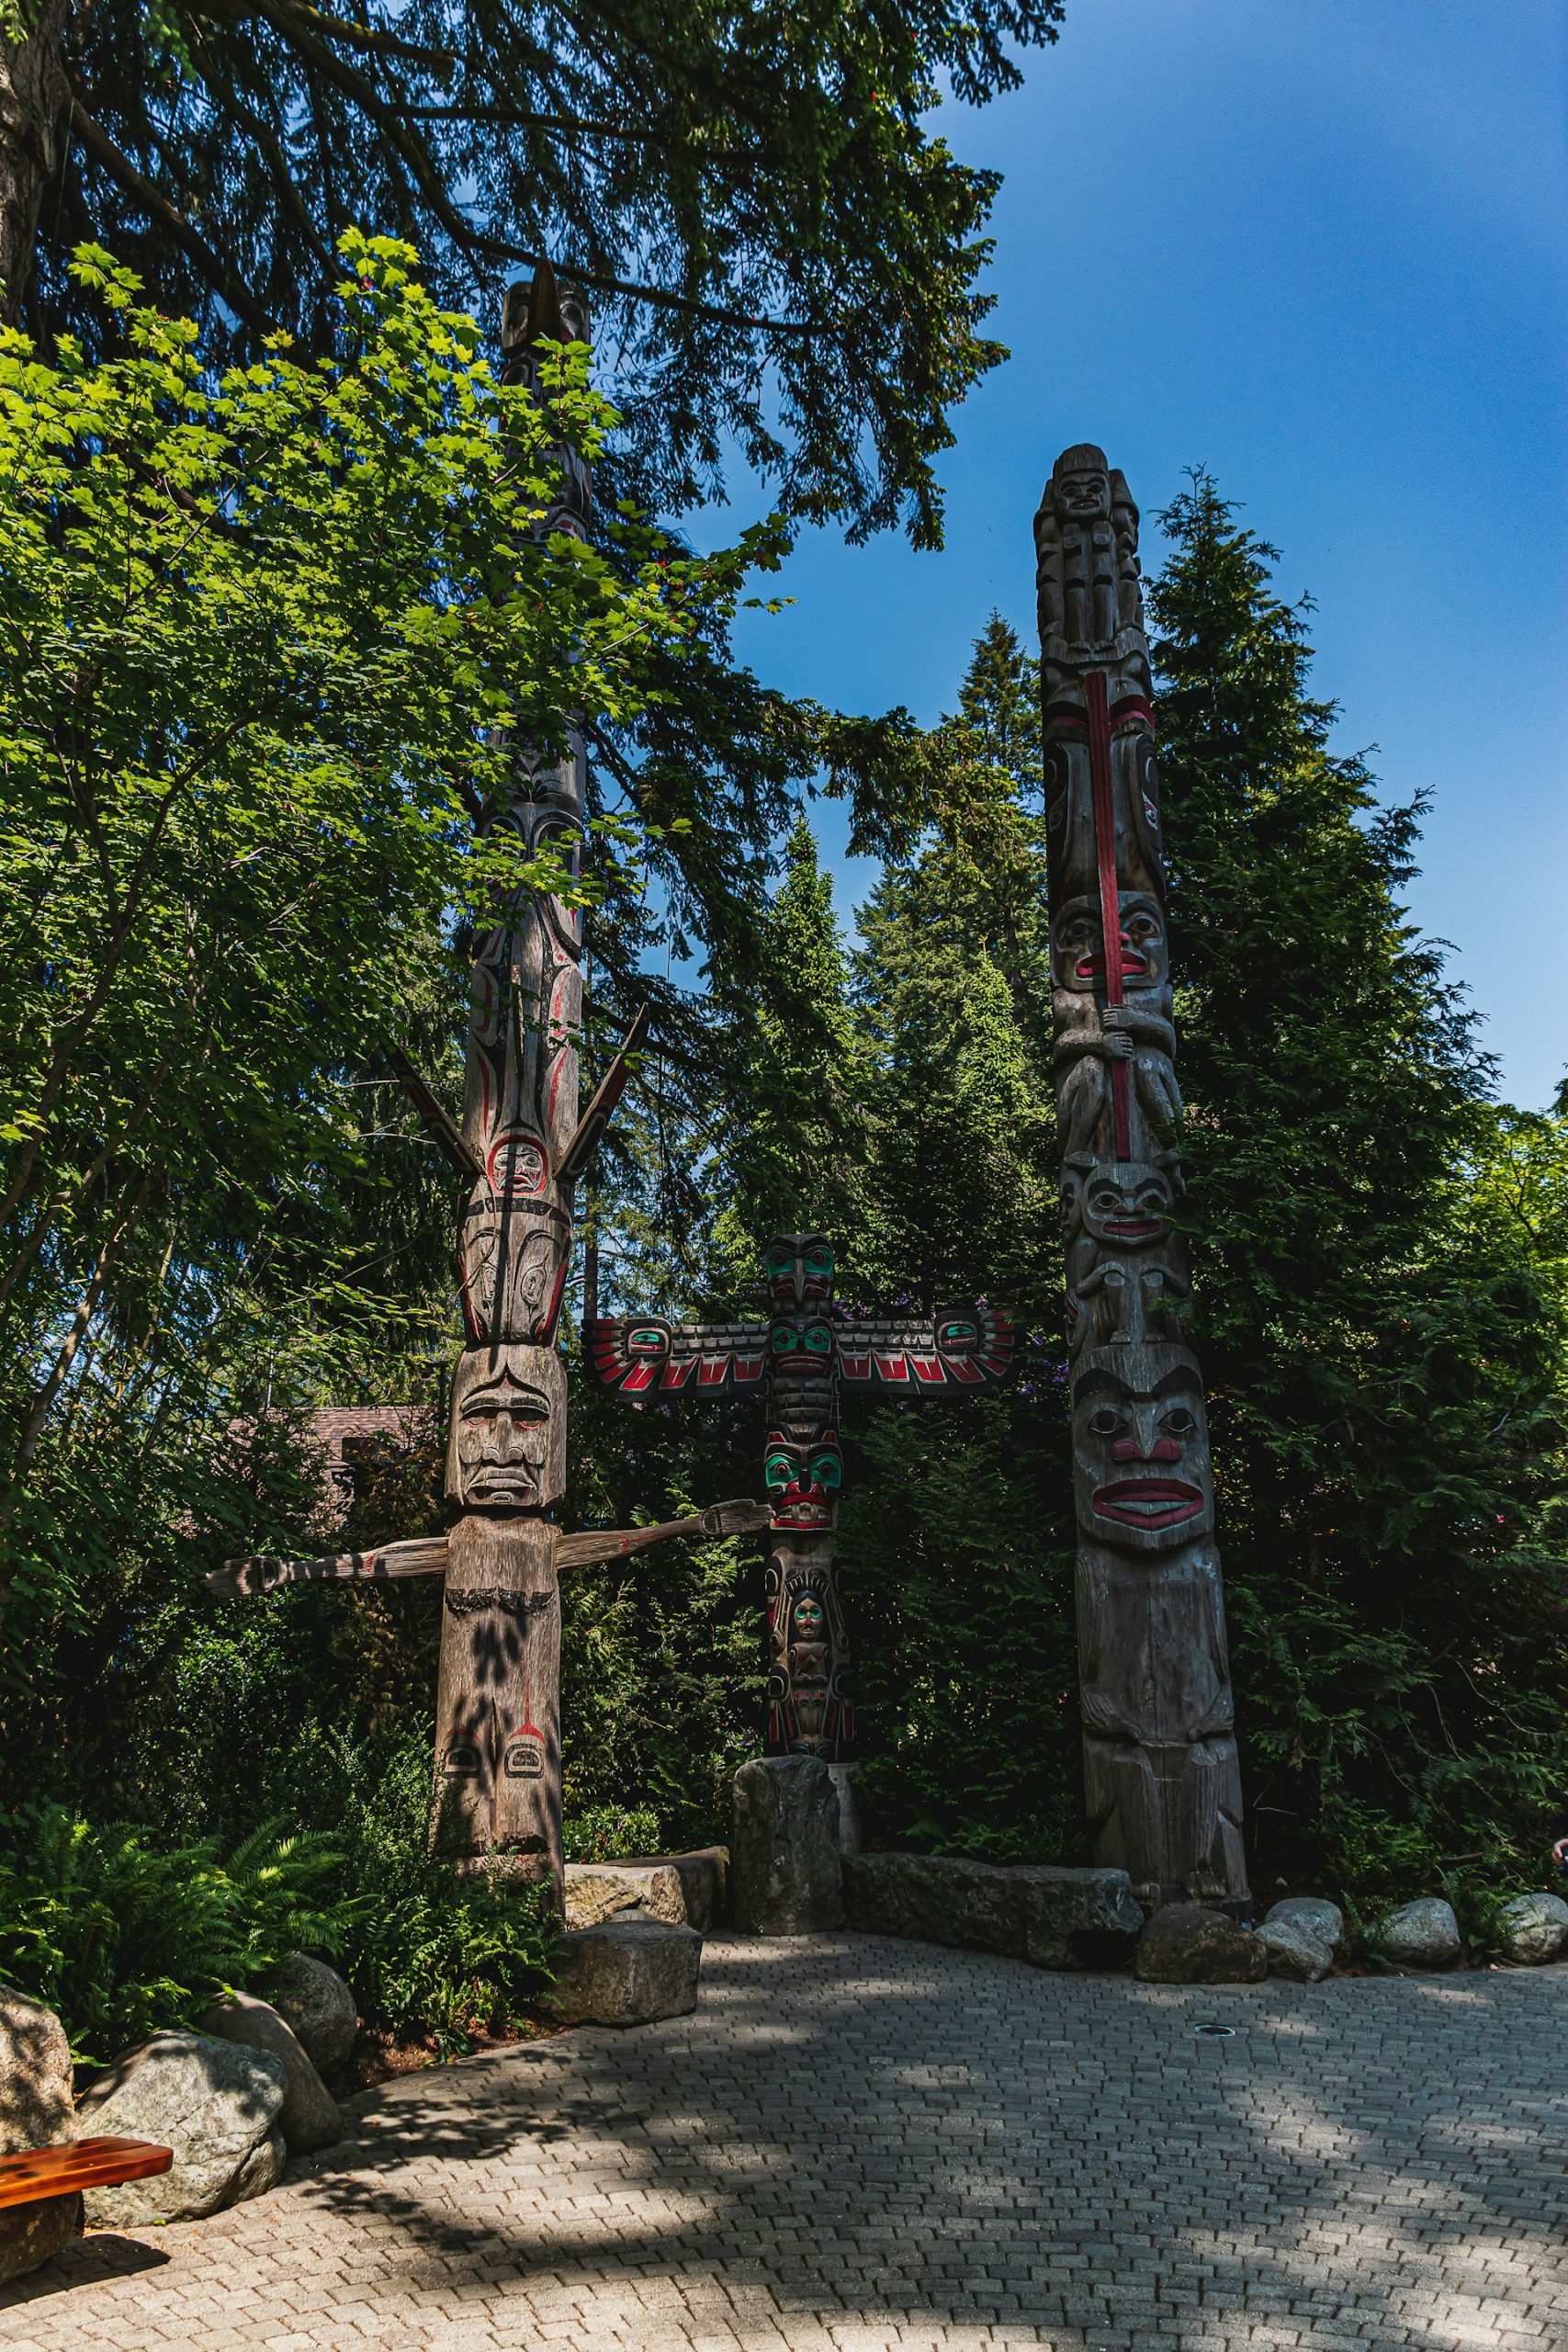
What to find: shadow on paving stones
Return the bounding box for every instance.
[8,1940,1558,2350]
[249,1937,1568,2349]
[0,2233,169,2307]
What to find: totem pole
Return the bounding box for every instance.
[1035,444,1249,1909]
[586,1236,1014,1795]
[207,268,766,1905]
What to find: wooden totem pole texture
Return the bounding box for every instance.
[1034,444,1250,1909]
[207,270,766,1905]
[587,1238,1014,1764]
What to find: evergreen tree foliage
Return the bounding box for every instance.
[23,0,1064,545]
[1149,475,1568,1904]
[835,616,1077,1855]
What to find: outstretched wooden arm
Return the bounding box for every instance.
[207,1535,449,1600]
[554,1498,770,1572]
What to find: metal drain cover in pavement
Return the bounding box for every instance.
[1193,2022,1237,2038]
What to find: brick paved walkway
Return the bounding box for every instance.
[2,1933,1564,2351]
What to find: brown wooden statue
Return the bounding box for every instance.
[586,1236,1014,1776]
[1035,444,1251,1909]
[207,269,766,1907]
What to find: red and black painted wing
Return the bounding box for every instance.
[584,1315,769,1397]
[833,1308,1015,1392]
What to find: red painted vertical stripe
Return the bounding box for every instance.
[1086,670,1131,1160]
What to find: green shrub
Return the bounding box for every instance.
[0,1806,344,2063]
[562,1804,662,1863]
[306,1732,559,2049]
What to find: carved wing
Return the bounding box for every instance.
[583,1315,768,1396]
[833,1308,1015,1392]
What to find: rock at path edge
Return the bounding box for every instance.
[0,1988,79,2284]
[602,1853,728,1928]
[198,1992,343,2153]
[730,1755,844,1936]
[1497,1891,1568,1966]
[1264,1895,1347,1958]
[542,1917,704,2027]
[843,1851,1143,1969]
[1257,1916,1333,1983]
[1370,1896,1462,1973]
[1134,1904,1268,1984]
[266,1951,359,2075]
[75,2030,287,2224]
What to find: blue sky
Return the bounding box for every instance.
[711,0,1568,1110]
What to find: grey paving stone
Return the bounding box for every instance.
[0,1939,1562,2347]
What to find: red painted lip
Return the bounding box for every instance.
[1075,955,1149,980]
[1092,1478,1204,1529]
[1101,1216,1163,1240]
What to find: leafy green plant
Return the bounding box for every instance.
[562,1804,662,1863]
[304,1732,559,2048]
[0,1806,344,2062]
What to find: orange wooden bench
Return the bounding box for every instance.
[0,2137,172,2211]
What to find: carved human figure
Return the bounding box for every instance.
[1063,1161,1189,1353]
[1034,443,1150,696]
[1051,892,1181,1164]
[765,1551,852,1757]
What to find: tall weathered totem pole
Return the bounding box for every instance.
[207,268,765,1905]
[1034,444,1250,1909]
[586,1237,1014,1781]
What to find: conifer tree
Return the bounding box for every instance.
[1150,475,1568,1904]
[4,0,1062,548]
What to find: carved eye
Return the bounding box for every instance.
[802,1323,833,1357]
[805,1244,834,1276]
[811,1452,842,1489]
[1088,1408,1123,1437]
[764,1451,794,1490]
[771,1324,798,1354]
[767,1244,795,1275]
[1161,1408,1198,1438]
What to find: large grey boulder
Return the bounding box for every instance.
[608,1849,728,1932]
[564,1861,688,1930]
[542,1918,703,2026]
[1265,1895,1347,1958]
[267,1951,358,2075]
[844,1852,1143,1969]
[1497,1892,1568,1966]
[76,2031,287,2223]
[1371,1896,1461,1973]
[1257,1916,1333,1983]
[0,1988,79,2284]
[730,1756,843,1935]
[198,1993,343,2154]
[1134,1904,1267,1984]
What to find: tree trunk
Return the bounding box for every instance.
[0,1,69,324]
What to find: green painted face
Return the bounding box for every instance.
[771,1317,833,1365]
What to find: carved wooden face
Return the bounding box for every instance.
[1052,894,1168,993]
[764,1234,835,1309]
[1072,1348,1213,1552]
[763,1431,842,1531]
[1072,1163,1178,1250]
[446,1345,566,1510]
[1055,466,1111,519]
